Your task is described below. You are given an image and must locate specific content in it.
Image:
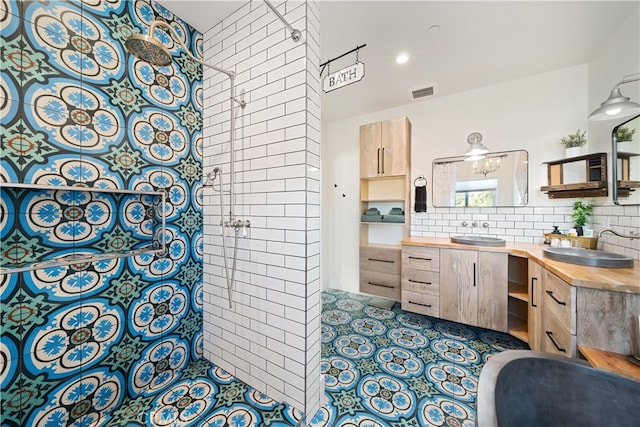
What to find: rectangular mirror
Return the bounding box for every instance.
[613,114,640,205]
[432,150,528,207]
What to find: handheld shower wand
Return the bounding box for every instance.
[126,22,249,309]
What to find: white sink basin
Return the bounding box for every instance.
[543,247,634,268]
[450,235,506,247]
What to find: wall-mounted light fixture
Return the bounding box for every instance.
[589,73,640,121]
[464,132,490,160]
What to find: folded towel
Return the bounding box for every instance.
[366,207,380,215]
[388,207,404,215]
[361,215,383,222]
[382,215,405,223]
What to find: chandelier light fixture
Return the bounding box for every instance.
[473,156,502,177]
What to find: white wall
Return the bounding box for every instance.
[586,3,640,258]
[588,6,640,155]
[201,0,322,418]
[323,65,589,293]
[323,39,640,293]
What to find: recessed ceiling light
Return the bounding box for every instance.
[427,25,440,35]
[396,53,409,64]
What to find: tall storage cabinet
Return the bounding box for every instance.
[359,117,411,301]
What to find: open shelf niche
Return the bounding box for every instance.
[507,254,529,343]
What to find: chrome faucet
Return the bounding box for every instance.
[598,229,636,240]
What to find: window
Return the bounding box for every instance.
[455,179,498,207]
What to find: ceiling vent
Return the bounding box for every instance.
[409,83,437,101]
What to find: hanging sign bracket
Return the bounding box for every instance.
[321,44,367,93]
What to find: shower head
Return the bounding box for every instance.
[125,33,172,66]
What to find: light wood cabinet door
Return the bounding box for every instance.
[380,118,409,177]
[360,118,410,178]
[440,249,477,325]
[360,122,382,178]
[477,252,508,332]
[440,249,508,330]
[528,261,543,351]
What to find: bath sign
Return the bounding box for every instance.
[323,62,365,93]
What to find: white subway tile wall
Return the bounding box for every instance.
[411,204,640,259]
[202,0,322,420]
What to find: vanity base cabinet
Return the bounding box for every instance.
[401,247,440,317]
[576,288,640,355]
[439,249,508,332]
[477,252,509,332]
[360,246,401,300]
[541,270,577,358]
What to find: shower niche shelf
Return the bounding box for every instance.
[0,182,167,275]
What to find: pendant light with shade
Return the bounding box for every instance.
[589,73,640,121]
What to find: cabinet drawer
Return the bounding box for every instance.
[542,309,576,357]
[360,270,400,300]
[402,246,440,271]
[402,291,439,317]
[361,246,401,274]
[543,271,576,333]
[402,268,439,296]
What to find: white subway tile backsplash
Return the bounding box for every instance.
[285,123,306,139]
[267,110,306,131]
[267,84,306,108]
[249,30,284,57]
[249,79,286,103]
[203,0,321,416]
[409,204,637,259]
[267,57,306,83]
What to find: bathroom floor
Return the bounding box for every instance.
[103,358,303,426]
[310,289,528,427]
[73,288,525,427]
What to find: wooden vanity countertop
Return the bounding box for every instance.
[401,237,640,294]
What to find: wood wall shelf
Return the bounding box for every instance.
[540,152,608,198]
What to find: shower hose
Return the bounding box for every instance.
[214,166,239,309]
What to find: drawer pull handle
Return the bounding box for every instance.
[368,258,394,263]
[473,262,476,287]
[408,256,432,261]
[545,290,566,306]
[409,300,432,308]
[409,279,432,285]
[545,331,566,353]
[531,277,538,308]
[369,281,394,289]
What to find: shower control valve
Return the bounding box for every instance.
[224,219,251,229]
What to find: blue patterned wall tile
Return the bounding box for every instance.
[1,0,203,423]
[0,70,20,124]
[22,298,124,377]
[25,366,126,426]
[1,0,22,22]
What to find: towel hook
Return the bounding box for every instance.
[414,175,427,187]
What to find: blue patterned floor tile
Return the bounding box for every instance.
[318,288,528,426]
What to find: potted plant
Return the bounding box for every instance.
[572,200,592,236]
[561,129,587,157]
[616,126,636,152]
